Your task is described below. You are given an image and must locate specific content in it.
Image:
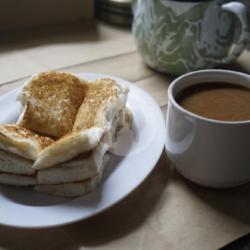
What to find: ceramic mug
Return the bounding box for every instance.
[132,0,250,75]
[165,69,250,187]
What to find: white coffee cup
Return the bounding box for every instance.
[165,69,250,188]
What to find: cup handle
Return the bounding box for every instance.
[216,2,250,64]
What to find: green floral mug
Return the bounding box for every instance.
[132,0,250,75]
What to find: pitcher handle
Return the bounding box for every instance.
[216,2,250,64]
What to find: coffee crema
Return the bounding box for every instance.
[176,82,250,121]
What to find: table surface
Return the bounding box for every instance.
[0,21,250,250]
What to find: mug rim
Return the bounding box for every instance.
[168,69,250,125]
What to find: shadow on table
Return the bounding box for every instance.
[0,20,101,53]
[63,153,171,246]
[0,153,171,250]
[175,170,250,226]
[216,62,250,74]
[145,55,250,81]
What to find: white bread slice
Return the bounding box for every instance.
[37,144,109,184]
[36,105,127,184]
[34,175,100,197]
[32,127,104,170]
[73,78,128,131]
[18,71,88,138]
[0,125,54,160]
[0,150,34,175]
[0,173,36,186]
[36,106,128,185]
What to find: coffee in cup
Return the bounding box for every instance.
[176,82,250,122]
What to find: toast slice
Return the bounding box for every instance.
[73,78,128,131]
[0,173,36,186]
[32,127,104,170]
[33,78,128,170]
[34,175,100,197]
[0,150,34,175]
[0,125,54,160]
[18,71,87,138]
[37,143,109,184]
[0,73,132,197]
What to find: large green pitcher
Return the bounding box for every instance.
[132,0,250,75]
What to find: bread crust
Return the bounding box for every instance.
[0,125,54,160]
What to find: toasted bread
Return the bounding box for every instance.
[73,78,128,131]
[0,150,34,175]
[18,71,87,138]
[0,173,36,186]
[27,78,129,180]
[37,144,109,184]
[34,175,100,197]
[0,125,54,160]
[32,127,104,170]
[0,73,132,197]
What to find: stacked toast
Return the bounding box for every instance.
[0,72,131,197]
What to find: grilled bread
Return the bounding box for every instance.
[34,175,100,197]
[37,144,109,184]
[73,78,128,131]
[33,127,104,170]
[0,125,54,160]
[0,72,131,197]
[0,173,36,186]
[18,71,88,138]
[0,150,34,175]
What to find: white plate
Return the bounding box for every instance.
[0,73,165,228]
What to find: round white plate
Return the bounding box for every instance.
[0,73,165,228]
